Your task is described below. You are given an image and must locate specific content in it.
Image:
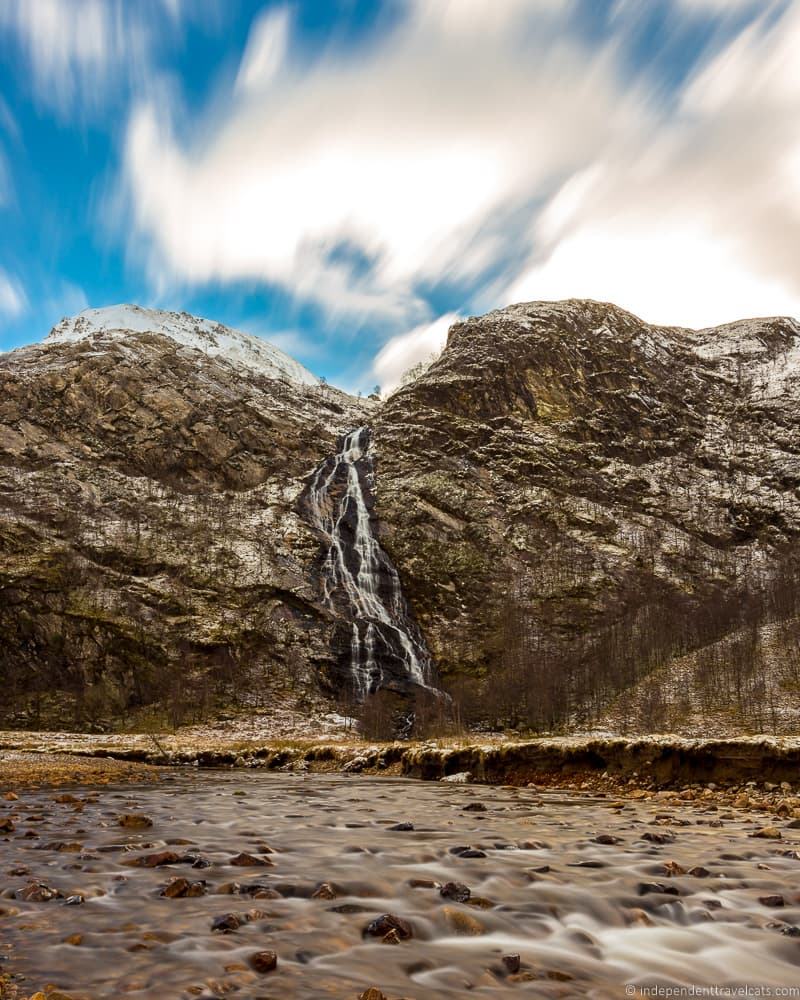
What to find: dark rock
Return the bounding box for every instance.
[16,881,62,902]
[162,877,206,898]
[312,882,337,900]
[388,822,414,831]
[129,851,182,868]
[212,912,246,933]
[363,913,413,941]
[229,852,274,867]
[760,895,785,907]
[638,882,680,896]
[462,803,487,812]
[117,814,153,829]
[502,954,521,975]
[642,832,675,844]
[248,950,278,974]
[439,881,471,903]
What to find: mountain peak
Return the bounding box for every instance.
[47,304,320,387]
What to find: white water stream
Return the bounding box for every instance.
[306,426,430,697]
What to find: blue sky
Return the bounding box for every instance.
[1,0,799,392]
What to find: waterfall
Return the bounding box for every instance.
[304,426,432,698]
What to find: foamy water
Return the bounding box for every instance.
[1,773,797,998]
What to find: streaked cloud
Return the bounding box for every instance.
[0,272,27,322]
[372,312,459,395]
[0,0,211,116]
[121,0,643,325]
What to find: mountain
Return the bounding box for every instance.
[0,305,375,729]
[1,299,799,734]
[373,300,800,731]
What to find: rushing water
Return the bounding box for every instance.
[2,773,798,999]
[305,426,431,698]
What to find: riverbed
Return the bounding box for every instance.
[1,772,797,998]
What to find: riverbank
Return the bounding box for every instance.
[2,731,800,818]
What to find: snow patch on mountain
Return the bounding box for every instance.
[47,304,320,387]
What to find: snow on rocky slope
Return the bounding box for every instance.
[48,304,320,387]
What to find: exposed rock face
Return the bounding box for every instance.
[0,306,372,727]
[373,300,800,726]
[2,298,800,731]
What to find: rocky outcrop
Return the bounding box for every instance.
[0,309,373,728]
[2,298,800,732]
[373,300,800,727]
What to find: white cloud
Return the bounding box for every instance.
[504,1,800,327]
[116,0,800,376]
[0,272,27,322]
[122,0,644,323]
[372,312,458,395]
[0,0,212,115]
[235,6,291,95]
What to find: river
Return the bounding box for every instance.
[1,772,797,998]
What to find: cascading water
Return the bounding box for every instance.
[304,426,432,699]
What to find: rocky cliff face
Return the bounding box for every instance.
[0,306,373,728]
[2,299,799,732]
[373,300,800,728]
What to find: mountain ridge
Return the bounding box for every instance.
[1,298,799,735]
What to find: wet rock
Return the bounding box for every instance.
[312,882,338,900]
[408,878,440,889]
[624,908,655,926]
[593,834,621,845]
[2,792,18,801]
[16,881,62,902]
[642,831,675,844]
[388,822,414,831]
[363,913,413,941]
[63,894,84,905]
[63,933,83,946]
[211,912,246,933]
[0,818,14,833]
[229,852,274,867]
[638,882,679,896]
[53,794,80,804]
[358,990,388,1000]
[129,850,183,868]
[463,802,487,812]
[441,772,472,784]
[688,866,710,878]
[441,905,485,935]
[752,827,782,839]
[459,849,487,859]
[760,895,785,907]
[381,928,402,945]
[118,813,153,829]
[439,881,471,903]
[161,877,206,898]
[663,861,686,876]
[502,954,521,975]
[467,896,495,909]
[248,950,278,974]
